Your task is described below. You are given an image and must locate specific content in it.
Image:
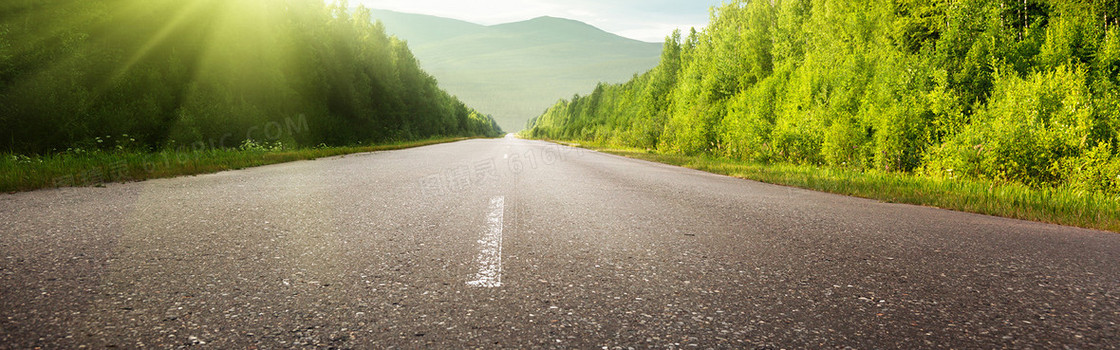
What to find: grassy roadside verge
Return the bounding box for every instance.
[1,137,474,194]
[555,141,1119,233]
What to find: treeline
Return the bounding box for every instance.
[0,0,502,155]
[525,0,1120,193]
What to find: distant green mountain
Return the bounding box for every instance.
[370,10,663,132]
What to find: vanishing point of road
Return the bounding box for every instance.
[2,136,1118,348]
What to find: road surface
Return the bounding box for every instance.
[2,136,1118,348]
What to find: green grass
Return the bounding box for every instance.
[1,137,474,193]
[563,142,1120,233]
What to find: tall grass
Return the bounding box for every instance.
[0,137,472,193]
[596,147,1120,233]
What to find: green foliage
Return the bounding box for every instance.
[0,0,502,156]
[926,66,1097,187]
[524,0,1120,195]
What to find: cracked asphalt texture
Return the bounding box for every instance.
[1,136,1119,348]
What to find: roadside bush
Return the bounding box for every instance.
[1060,142,1120,193]
[925,66,1095,186]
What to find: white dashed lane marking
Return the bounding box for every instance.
[467,196,504,288]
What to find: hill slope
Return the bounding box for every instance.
[370,10,663,132]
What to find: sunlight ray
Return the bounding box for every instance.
[109,0,211,83]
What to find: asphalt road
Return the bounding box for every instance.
[2,136,1118,349]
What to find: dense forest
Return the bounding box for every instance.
[0,0,502,155]
[525,0,1120,194]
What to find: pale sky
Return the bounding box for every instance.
[353,0,724,42]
